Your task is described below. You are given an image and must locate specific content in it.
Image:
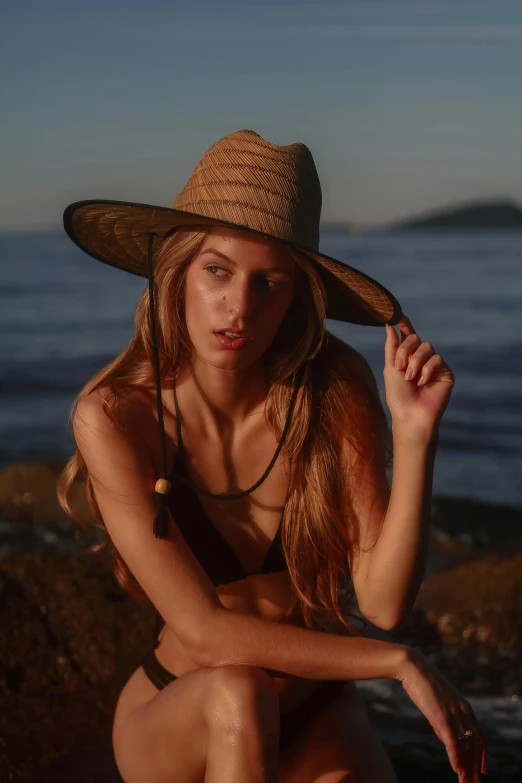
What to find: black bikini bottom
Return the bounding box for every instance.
[141,649,346,752]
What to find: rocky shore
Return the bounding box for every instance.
[1,461,521,782]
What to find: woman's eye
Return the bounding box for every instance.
[256,277,280,289]
[206,266,280,289]
[207,265,227,277]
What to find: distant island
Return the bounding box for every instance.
[321,199,522,234]
[387,199,522,231]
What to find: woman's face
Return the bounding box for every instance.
[184,226,296,371]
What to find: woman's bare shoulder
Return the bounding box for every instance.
[74,383,160,455]
[78,383,155,421]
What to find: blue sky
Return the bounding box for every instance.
[2,0,521,231]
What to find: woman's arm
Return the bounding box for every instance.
[197,606,406,679]
[349,427,438,631]
[345,314,453,631]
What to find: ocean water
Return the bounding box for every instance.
[0,229,521,507]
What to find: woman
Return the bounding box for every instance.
[59,129,486,782]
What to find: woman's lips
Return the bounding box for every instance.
[214,332,252,350]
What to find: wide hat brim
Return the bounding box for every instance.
[63,199,402,326]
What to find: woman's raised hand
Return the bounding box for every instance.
[396,647,487,782]
[384,315,455,442]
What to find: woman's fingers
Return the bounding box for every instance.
[402,341,436,380]
[460,734,479,783]
[384,327,421,370]
[461,701,487,781]
[415,352,444,386]
[439,721,476,783]
[440,720,478,783]
[452,708,487,782]
[398,313,417,339]
[438,723,461,776]
[394,333,422,370]
[464,736,479,783]
[439,719,478,783]
[386,314,425,372]
[384,323,399,368]
[472,716,488,778]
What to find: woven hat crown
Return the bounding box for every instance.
[172,129,323,252]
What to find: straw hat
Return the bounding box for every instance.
[64,128,401,326]
[63,129,402,539]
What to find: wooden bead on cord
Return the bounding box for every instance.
[155,478,171,495]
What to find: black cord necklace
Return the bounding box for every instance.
[172,364,304,501]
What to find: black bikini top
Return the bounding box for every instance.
[165,368,307,586]
[166,446,287,588]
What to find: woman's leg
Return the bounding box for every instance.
[204,664,280,782]
[114,664,396,783]
[113,663,280,783]
[278,682,398,783]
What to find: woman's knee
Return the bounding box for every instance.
[203,664,280,735]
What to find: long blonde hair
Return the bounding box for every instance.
[57,226,391,634]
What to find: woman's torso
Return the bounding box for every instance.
[113,377,324,728]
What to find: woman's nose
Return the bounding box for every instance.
[223,279,256,317]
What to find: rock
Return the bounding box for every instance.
[416,541,522,653]
[0,550,155,781]
[30,743,123,783]
[392,541,522,697]
[0,460,95,527]
[0,461,102,559]
[1,691,124,782]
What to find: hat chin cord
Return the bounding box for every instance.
[147,232,172,539]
